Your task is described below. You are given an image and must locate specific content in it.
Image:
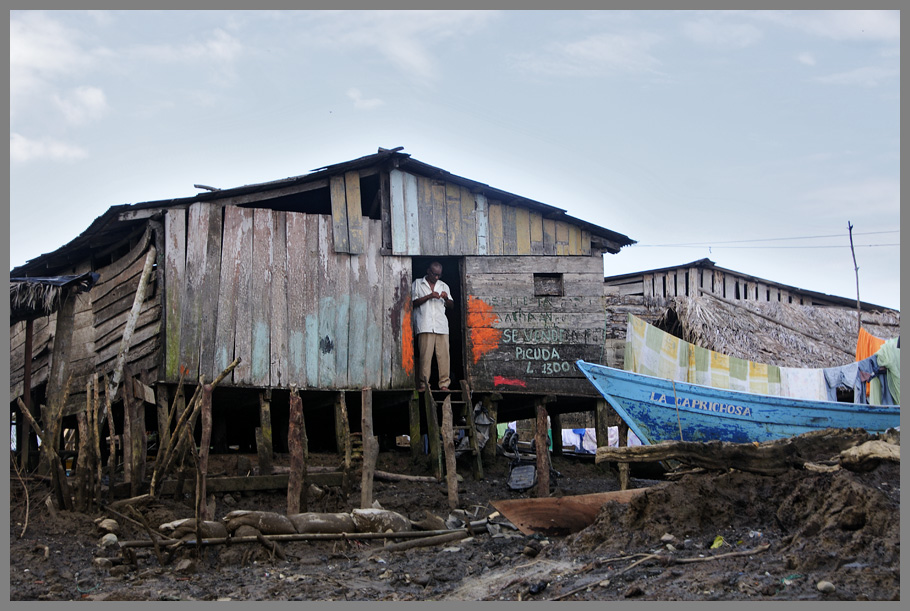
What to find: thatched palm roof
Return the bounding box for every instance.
[9,273,100,325]
[656,294,899,369]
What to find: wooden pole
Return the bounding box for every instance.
[360,388,378,509]
[75,408,90,512]
[106,245,157,405]
[848,221,862,336]
[92,373,102,508]
[257,389,273,475]
[155,384,171,460]
[287,387,304,515]
[550,411,563,457]
[19,318,34,472]
[441,396,458,509]
[334,392,352,498]
[535,401,551,498]
[618,420,630,491]
[481,394,499,465]
[408,391,422,462]
[196,384,213,520]
[424,391,442,480]
[102,374,117,504]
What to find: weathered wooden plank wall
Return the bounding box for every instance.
[463,256,605,395]
[162,212,413,390]
[388,169,592,258]
[9,314,56,399]
[620,267,806,305]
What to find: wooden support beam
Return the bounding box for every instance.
[257,390,273,475]
[550,411,562,457]
[360,388,379,509]
[441,396,458,510]
[196,384,213,521]
[408,391,422,462]
[155,384,171,461]
[333,392,352,497]
[424,390,442,480]
[287,387,306,515]
[594,399,612,473]
[535,401,551,498]
[19,319,34,472]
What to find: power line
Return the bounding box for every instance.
[636,243,899,249]
[637,230,899,248]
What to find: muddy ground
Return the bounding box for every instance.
[8,443,900,601]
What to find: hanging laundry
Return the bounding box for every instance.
[870,338,900,405]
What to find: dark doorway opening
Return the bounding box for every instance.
[410,257,465,389]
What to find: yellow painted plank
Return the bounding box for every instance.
[330,175,349,253]
[556,221,569,256]
[446,182,462,255]
[515,207,531,255]
[488,201,504,255]
[529,211,543,254]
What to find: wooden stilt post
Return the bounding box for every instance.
[196,383,213,521]
[334,392,352,497]
[441,396,458,509]
[535,400,551,498]
[408,391,421,462]
[618,420,630,491]
[75,408,90,512]
[19,318,34,473]
[156,384,171,461]
[594,399,612,473]
[122,367,133,489]
[92,374,102,508]
[360,388,378,509]
[424,391,442,480]
[256,389,273,476]
[481,394,499,465]
[287,387,304,515]
[550,410,563,457]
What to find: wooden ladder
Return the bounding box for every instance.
[422,380,484,481]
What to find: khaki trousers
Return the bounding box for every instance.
[417,333,451,389]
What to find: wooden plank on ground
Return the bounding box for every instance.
[491,489,646,536]
[164,209,186,380]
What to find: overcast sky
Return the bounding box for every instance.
[9,10,900,310]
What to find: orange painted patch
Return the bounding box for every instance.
[467,296,502,364]
[401,308,414,375]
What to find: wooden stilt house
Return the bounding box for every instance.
[9,148,636,474]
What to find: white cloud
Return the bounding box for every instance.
[53,86,109,125]
[10,132,88,163]
[750,10,899,42]
[802,178,899,216]
[514,31,663,77]
[796,52,816,66]
[297,11,499,80]
[682,18,763,48]
[131,28,244,84]
[347,88,383,110]
[815,66,898,87]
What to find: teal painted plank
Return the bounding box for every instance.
[270,210,289,387]
[389,169,407,255]
[333,249,351,388]
[285,211,308,385]
[303,214,320,387]
[250,208,273,386]
[316,215,336,387]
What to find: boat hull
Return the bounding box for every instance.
[576,360,900,445]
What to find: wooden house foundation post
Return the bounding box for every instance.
[594,399,612,473]
[481,394,499,465]
[287,387,307,514]
[550,411,562,457]
[256,390,273,476]
[535,399,551,498]
[408,391,421,462]
[423,391,442,480]
[334,392,352,496]
[360,388,379,508]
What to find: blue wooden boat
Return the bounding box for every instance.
[575,360,900,445]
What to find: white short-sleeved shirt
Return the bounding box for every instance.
[412,276,451,335]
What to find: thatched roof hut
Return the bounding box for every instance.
[655,294,899,369]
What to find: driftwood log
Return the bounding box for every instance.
[595,428,891,475]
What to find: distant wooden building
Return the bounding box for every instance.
[9,148,636,463]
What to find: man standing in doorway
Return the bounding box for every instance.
[412,262,454,391]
